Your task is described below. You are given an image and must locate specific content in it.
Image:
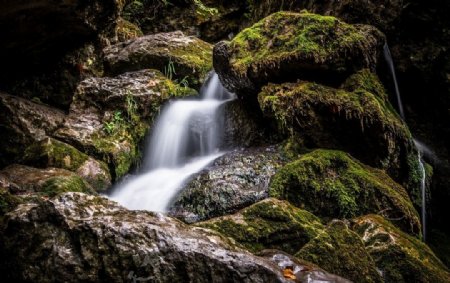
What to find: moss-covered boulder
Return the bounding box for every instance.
[296,220,383,283]
[115,17,143,42]
[0,165,95,197]
[104,31,212,87]
[352,215,450,282]
[259,70,418,186]
[0,188,21,217]
[21,138,111,192]
[214,11,384,96]
[197,198,325,254]
[270,150,421,235]
[55,69,196,180]
[169,146,286,223]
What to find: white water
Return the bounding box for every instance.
[415,139,427,241]
[110,73,234,212]
[383,43,405,120]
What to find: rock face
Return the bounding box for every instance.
[352,215,450,282]
[269,150,421,236]
[197,198,325,254]
[214,11,384,97]
[21,138,111,192]
[104,31,213,87]
[0,92,65,167]
[296,220,383,283]
[0,165,94,197]
[169,146,286,223]
[258,70,417,187]
[0,192,340,283]
[55,69,195,180]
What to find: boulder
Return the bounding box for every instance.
[296,220,383,283]
[0,192,345,282]
[197,198,325,254]
[169,146,286,223]
[259,70,418,186]
[104,31,213,87]
[115,17,143,42]
[352,215,450,282]
[21,138,111,192]
[55,69,196,180]
[0,92,65,167]
[214,11,384,97]
[0,165,94,197]
[269,150,421,236]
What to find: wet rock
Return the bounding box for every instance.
[214,11,384,97]
[104,31,213,87]
[21,138,111,192]
[270,149,421,236]
[352,215,450,282]
[0,92,65,167]
[169,146,286,223]
[197,198,325,254]
[296,220,383,283]
[259,70,418,187]
[0,165,94,197]
[0,192,306,282]
[55,69,195,180]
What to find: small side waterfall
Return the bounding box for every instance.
[384,43,427,240]
[110,73,234,212]
[383,43,405,120]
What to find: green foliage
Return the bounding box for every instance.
[193,0,219,17]
[103,111,125,135]
[164,58,176,80]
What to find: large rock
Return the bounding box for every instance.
[259,70,419,187]
[0,165,94,197]
[169,146,286,223]
[104,31,213,87]
[0,0,129,80]
[214,11,384,97]
[0,92,65,167]
[0,192,347,282]
[296,220,383,283]
[269,150,421,236]
[55,69,195,180]
[21,138,111,192]
[352,215,450,282]
[197,198,325,254]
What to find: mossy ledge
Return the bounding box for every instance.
[269,149,421,236]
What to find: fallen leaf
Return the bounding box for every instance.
[283,268,296,280]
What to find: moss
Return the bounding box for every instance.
[40,175,94,198]
[269,149,421,236]
[116,17,143,42]
[296,220,383,283]
[197,198,325,253]
[0,188,21,215]
[353,215,450,282]
[229,11,379,75]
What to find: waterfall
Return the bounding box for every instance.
[110,73,234,212]
[383,43,405,120]
[384,43,428,240]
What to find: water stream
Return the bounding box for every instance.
[384,43,427,240]
[110,73,234,212]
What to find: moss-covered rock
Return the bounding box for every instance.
[115,17,143,42]
[21,138,111,192]
[104,31,213,87]
[197,198,325,254]
[0,188,21,216]
[259,70,418,186]
[55,69,196,180]
[0,165,95,197]
[296,220,382,283]
[214,11,384,96]
[352,215,450,282]
[269,149,421,236]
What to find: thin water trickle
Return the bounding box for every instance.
[110,73,234,212]
[383,43,405,120]
[415,139,427,241]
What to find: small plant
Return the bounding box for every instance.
[103,111,124,135]
[125,92,139,122]
[193,0,218,17]
[164,58,176,80]
[179,76,190,89]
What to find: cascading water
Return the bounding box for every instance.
[384,43,428,240]
[110,73,234,212]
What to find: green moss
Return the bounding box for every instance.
[116,17,143,42]
[353,215,450,282]
[197,198,325,253]
[40,175,94,197]
[296,220,383,283]
[269,149,421,235]
[229,11,376,74]
[0,188,21,215]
